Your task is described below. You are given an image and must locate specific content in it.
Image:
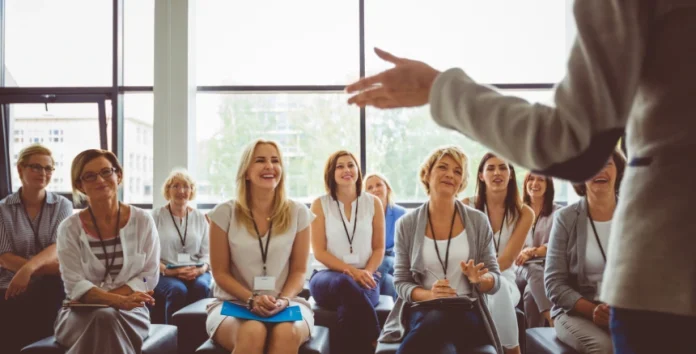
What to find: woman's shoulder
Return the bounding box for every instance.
[49,192,73,209]
[57,212,82,237]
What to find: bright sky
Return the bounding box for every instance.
[5,0,577,139]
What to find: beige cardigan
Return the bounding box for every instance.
[429,0,696,316]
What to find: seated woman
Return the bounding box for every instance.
[309,150,385,354]
[0,144,73,354]
[152,169,211,324]
[205,139,314,354]
[545,148,626,354]
[514,173,561,328]
[380,146,503,354]
[364,172,406,299]
[464,153,533,354]
[55,149,160,354]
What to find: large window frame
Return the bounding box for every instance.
[0,0,563,208]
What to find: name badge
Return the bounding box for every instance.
[342,253,359,265]
[254,276,276,291]
[177,253,191,263]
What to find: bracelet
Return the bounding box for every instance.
[278,296,292,306]
[246,292,259,310]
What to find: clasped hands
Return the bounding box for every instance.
[343,267,378,289]
[249,294,290,317]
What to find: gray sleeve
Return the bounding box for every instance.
[51,198,74,243]
[476,214,501,295]
[393,216,419,303]
[429,0,649,182]
[0,212,12,255]
[545,211,583,313]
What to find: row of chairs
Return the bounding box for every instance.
[19,284,578,354]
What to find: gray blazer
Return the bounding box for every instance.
[545,198,599,318]
[379,200,503,354]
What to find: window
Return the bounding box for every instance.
[124,0,155,86]
[196,93,360,203]
[8,103,102,193]
[195,0,359,85]
[123,94,154,203]
[4,0,112,87]
[365,0,569,84]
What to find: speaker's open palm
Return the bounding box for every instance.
[460,260,488,284]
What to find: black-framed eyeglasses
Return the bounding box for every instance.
[81,167,117,182]
[24,163,55,174]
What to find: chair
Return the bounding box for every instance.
[195,325,330,354]
[525,327,579,354]
[20,324,178,354]
[171,298,215,354]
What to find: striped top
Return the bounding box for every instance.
[0,189,73,289]
[86,234,124,278]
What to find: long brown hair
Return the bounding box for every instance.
[474,153,522,221]
[522,172,555,217]
[324,150,363,200]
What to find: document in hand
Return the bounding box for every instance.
[411,295,478,310]
[220,301,303,323]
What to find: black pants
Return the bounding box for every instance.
[0,276,65,354]
[398,306,491,354]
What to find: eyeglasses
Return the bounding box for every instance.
[24,163,55,174]
[80,167,117,182]
[169,184,191,191]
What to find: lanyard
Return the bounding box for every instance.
[487,208,507,256]
[531,205,544,239]
[586,203,607,262]
[167,205,189,248]
[19,189,47,251]
[250,211,273,276]
[336,198,359,254]
[427,206,457,280]
[88,203,121,285]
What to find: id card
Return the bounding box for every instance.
[342,253,359,265]
[254,276,276,291]
[177,253,191,263]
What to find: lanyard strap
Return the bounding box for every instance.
[19,189,47,251]
[88,203,121,284]
[487,207,507,256]
[250,211,273,276]
[427,206,457,280]
[586,205,607,262]
[531,205,544,239]
[336,198,359,254]
[167,205,189,247]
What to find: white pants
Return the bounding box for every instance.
[487,268,521,349]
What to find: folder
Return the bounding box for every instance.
[220,301,303,323]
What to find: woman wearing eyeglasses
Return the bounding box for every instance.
[151,169,211,324]
[0,144,73,354]
[54,149,160,354]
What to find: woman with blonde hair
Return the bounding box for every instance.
[152,169,210,324]
[54,149,160,354]
[380,145,502,353]
[0,144,72,353]
[310,150,385,354]
[206,139,314,354]
[364,172,406,299]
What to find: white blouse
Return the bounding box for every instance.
[152,205,210,266]
[207,199,314,300]
[56,206,160,301]
[422,230,472,295]
[585,219,612,283]
[314,193,376,269]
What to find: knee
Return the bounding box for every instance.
[166,283,188,300]
[190,278,211,298]
[89,308,120,325]
[269,323,303,350]
[419,309,449,327]
[236,321,268,350]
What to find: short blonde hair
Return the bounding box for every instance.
[364,172,395,206]
[17,144,54,167]
[419,146,469,195]
[71,149,123,204]
[235,139,291,235]
[162,168,197,201]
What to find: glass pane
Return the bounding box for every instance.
[195,0,359,85]
[123,94,154,203]
[9,103,102,193]
[365,0,569,84]
[366,89,571,203]
[4,0,112,87]
[196,93,360,204]
[124,0,155,86]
